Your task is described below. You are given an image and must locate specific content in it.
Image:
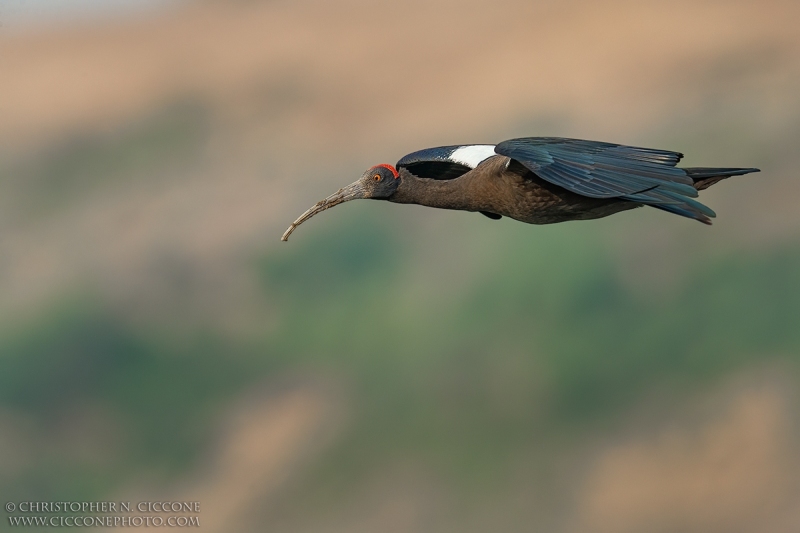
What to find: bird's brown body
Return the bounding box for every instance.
[390,156,637,224]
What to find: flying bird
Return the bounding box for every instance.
[281,137,759,241]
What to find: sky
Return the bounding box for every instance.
[0,0,177,28]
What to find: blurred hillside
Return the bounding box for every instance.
[1,1,799,532]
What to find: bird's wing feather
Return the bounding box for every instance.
[397,144,497,180]
[495,137,716,222]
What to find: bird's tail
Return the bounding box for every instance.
[685,167,760,191]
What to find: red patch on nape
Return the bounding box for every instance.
[374,163,399,179]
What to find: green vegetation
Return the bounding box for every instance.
[3,202,799,509]
[2,101,208,219]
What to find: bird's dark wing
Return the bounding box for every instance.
[495,137,716,223]
[398,160,474,181]
[397,144,496,181]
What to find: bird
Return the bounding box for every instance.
[280,137,760,241]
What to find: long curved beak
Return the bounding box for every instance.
[281,181,366,241]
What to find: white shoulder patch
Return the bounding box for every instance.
[449,145,497,168]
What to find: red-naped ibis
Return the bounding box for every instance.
[280,137,759,241]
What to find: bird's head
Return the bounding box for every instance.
[281,164,401,241]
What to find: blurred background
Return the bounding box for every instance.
[1,0,799,531]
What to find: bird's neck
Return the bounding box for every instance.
[388,169,478,211]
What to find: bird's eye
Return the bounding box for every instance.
[373,174,381,181]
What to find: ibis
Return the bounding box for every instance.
[280,137,759,241]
